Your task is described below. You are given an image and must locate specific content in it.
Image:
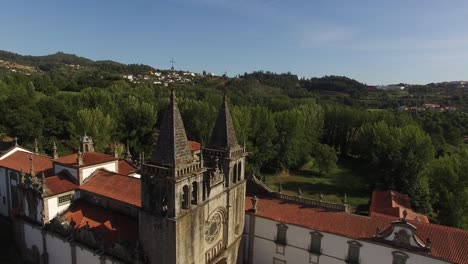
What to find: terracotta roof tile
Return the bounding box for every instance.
[64,201,138,246]
[370,190,429,223]
[118,160,137,175]
[0,151,53,175]
[45,175,78,196]
[187,140,201,152]
[80,169,141,207]
[245,196,468,264]
[54,152,117,167]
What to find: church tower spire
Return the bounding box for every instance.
[150,89,193,168]
[208,93,240,150]
[140,89,246,264]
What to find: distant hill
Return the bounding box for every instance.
[0,50,155,75]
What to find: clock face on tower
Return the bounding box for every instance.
[205,212,222,243]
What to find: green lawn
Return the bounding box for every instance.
[263,159,371,211]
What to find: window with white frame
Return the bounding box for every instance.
[58,194,73,205]
[392,251,409,264]
[309,231,323,254]
[346,241,362,264]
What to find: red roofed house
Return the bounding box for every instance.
[370,190,430,223]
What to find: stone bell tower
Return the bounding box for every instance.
[139,90,246,264]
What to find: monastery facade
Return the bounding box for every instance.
[0,91,467,264]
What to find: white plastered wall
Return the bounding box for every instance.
[24,223,44,254]
[47,193,74,220]
[81,161,117,182]
[46,233,72,264]
[76,246,101,264]
[249,215,449,264]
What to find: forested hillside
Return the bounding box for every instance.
[0,51,467,229]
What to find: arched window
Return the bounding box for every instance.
[182,185,189,209]
[233,164,238,183]
[237,162,242,181]
[191,181,198,205]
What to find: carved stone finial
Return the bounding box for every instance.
[19,168,25,185]
[14,137,19,147]
[298,188,302,198]
[278,183,283,194]
[77,148,83,166]
[29,155,35,177]
[199,138,204,167]
[34,138,39,154]
[126,140,132,161]
[114,142,119,158]
[319,193,324,202]
[426,238,432,249]
[251,196,258,213]
[52,141,58,159]
[403,209,408,221]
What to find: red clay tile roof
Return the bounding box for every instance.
[54,152,117,167]
[64,200,138,246]
[188,140,201,151]
[370,190,429,223]
[45,175,78,196]
[0,151,53,175]
[245,196,468,264]
[118,160,137,175]
[80,169,141,207]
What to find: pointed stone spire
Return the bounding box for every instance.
[208,93,239,150]
[151,89,193,168]
[52,141,58,159]
[34,138,39,154]
[14,137,18,147]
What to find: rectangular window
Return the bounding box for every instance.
[275,224,288,245]
[309,232,323,254]
[58,194,73,205]
[346,241,362,264]
[276,244,285,255]
[392,252,408,264]
[273,258,286,264]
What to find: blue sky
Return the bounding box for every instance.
[1,0,468,84]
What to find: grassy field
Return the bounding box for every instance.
[263,159,371,211]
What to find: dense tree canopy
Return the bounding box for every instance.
[0,54,467,228]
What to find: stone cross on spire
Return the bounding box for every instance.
[151,89,193,168]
